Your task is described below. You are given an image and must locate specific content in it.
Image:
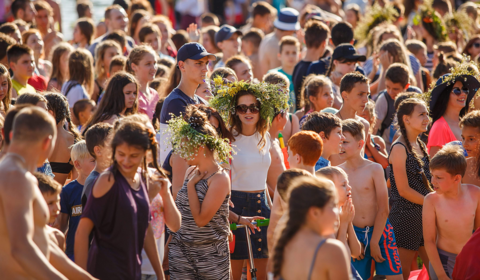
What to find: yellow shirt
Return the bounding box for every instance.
[12,79,35,95]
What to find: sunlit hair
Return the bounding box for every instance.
[49,42,74,89]
[288,131,323,166]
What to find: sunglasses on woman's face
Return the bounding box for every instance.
[452,87,469,96]
[473,43,480,48]
[236,104,260,114]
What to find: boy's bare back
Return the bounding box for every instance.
[0,155,51,278]
[424,184,480,254]
[340,159,386,228]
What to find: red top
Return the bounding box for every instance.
[452,227,480,280]
[28,74,48,92]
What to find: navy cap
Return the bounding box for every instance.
[332,44,366,62]
[176,42,216,64]
[215,25,243,45]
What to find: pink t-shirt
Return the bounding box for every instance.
[427,116,457,153]
[138,88,160,121]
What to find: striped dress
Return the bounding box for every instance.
[168,169,230,280]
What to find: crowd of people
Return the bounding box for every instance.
[2,0,480,279]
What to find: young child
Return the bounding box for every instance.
[82,123,113,207]
[424,145,480,280]
[109,55,127,76]
[210,67,237,83]
[460,110,480,186]
[297,75,333,127]
[73,99,95,132]
[339,119,403,280]
[302,112,345,170]
[48,42,74,92]
[94,40,121,101]
[34,172,65,251]
[336,72,387,166]
[241,28,264,80]
[127,45,159,121]
[406,39,431,92]
[225,55,253,82]
[358,100,388,167]
[268,35,300,105]
[272,176,352,279]
[57,140,95,261]
[62,49,94,111]
[7,44,35,98]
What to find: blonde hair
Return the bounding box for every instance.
[95,40,121,79]
[71,140,92,162]
[316,166,348,182]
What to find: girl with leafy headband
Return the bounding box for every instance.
[209,78,289,279]
[166,105,232,279]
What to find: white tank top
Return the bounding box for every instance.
[231,132,271,191]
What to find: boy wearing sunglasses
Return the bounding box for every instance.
[159,42,216,164]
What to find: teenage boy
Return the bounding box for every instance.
[424,145,480,280]
[307,22,366,76]
[336,72,388,166]
[258,7,299,77]
[35,172,65,250]
[339,119,403,280]
[34,1,63,60]
[268,36,300,99]
[57,140,95,261]
[159,42,216,164]
[0,33,16,67]
[0,107,95,279]
[373,63,422,150]
[11,0,35,23]
[460,110,480,185]
[88,4,134,56]
[82,123,113,207]
[241,28,264,80]
[292,20,330,110]
[302,111,345,170]
[7,44,36,98]
[214,25,242,70]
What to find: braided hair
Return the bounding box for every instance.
[272,176,336,277]
[43,92,82,141]
[396,98,433,192]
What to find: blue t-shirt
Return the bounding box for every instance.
[60,180,84,260]
[315,156,331,171]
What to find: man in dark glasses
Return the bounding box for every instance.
[159,42,216,164]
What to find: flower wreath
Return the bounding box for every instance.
[413,3,447,42]
[208,76,290,123]
[354,4,399,44]
[165,113,234,162]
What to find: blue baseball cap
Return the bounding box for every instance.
[176,42,216,64]
[215,25,243,45]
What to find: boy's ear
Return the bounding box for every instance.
[341,90,348,100]
[454,174,462,183]
[73,160,81,170]
[295,153,302,164]
[319,131,326,140]
[93,146,101,157]
[358,139,365,149]
[277,52,282,61]
[9,61,15,71]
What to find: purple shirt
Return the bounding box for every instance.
[138,88,160,121]
[82,169,151,280]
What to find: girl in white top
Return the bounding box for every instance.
[229,90,274,280]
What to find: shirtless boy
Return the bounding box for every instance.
[0,107,95,279]
[339,119,403,280]
[34,1,63,61]
[459,110,480,186]
[424,145,480,280]
[335,72,387,166]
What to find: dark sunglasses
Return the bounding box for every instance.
[236,104,260,114]
[474,43,480,48]
[452,87,469,96]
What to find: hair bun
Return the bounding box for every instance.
[185,105,208,130]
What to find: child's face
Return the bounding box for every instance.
[462,126,480,158]
[357,108,372,125]
[123,82,137,109]
[35,9,50,31]
[218,34,240,57]
[332,173,351,207]
[416,49,428,66]
[313,196,339,236]
[405,103,430,133]
[195,82,213,100]
[342,82,369,113]
[241,40,253,56]
[202,33,215,53]
[0,74,9,101]
[110,65,124,76]
[385,79,405,99]
[144,32,161,52]
[43,192,60,224]
[232,62,253,82]
[114,142,146,174]
[431,168,461,193]
[77,155,96,176]
[132,52,157,83]
[11,53,35,79]
[103,47,120,75]
[73,24,85,44]
[339,132,362,160]
[278,44,299,68]
[323,126,345,155]
[26,32,44,58]
[310,84,333,111]
[79,104,95,125]
[334,60,356,76]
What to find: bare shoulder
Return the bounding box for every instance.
[0,164,35,194]
[365,160,383,172]
[48,226,65,248]
[424,191,439,202]
[321,239,347,257]
[465,184,480,196]
[92,171,115,198]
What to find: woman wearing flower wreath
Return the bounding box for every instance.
[427,66,480,158]
[166,105,233,280]
[209,78,290,280]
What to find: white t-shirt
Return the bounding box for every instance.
[61,81,89,108]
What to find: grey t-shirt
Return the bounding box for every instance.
[81,170,100,208]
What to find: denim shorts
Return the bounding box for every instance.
[230,190,271,260]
